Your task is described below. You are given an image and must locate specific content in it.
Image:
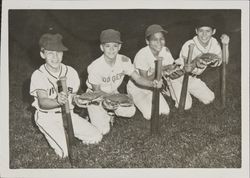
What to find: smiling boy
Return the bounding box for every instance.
[173,16,230,108]
[127,24,177,119]
[30,32,102,158]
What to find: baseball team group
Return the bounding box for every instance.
[29,16,230,158]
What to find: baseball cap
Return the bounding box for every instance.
[100,29,122,44]
[39,33,68,51]
[195,16,215,29]
[145,24,168,38]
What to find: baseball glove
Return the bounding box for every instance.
[73,91,104,108]
[162,64,185,80]
[199,53,220,65]
[102,93,134,111]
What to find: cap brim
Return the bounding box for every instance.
[101,40,123,44]
[146,29,168,37]
[44,45,68,51]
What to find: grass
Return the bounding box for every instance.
[9,71,241,168]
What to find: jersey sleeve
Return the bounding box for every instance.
[175,42,189,66]
[134,51,150,71]
[67,67,80,93]
[87,63,102,86]
[121,55,135,76]
[30,70,48,97]
[213,38,222,58]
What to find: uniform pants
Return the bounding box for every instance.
[34,110,102,158]
[167,76,215,109]
[127,81,170,120]
[87,102,136,135]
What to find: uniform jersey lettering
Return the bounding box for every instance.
[102,73,123,83]
[102,76,110,83]
[49,88,56,96]
[68,87,73,94]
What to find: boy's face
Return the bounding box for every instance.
[146,32,165,54]
[40,49,63,70]
[100,42,121,60]
[195,26,216,45]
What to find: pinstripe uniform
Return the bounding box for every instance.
[30,63,102,158]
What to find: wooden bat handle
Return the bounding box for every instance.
[155,57,163,81]
[187,44,195,65]
[178,44,195,112]
[59,76,70,113]
[58,76,75,165]
[150,57,163,135]
[221,43,227,108]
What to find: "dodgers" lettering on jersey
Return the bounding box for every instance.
[102,73,124,83]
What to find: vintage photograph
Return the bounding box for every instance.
[1,0,249,178]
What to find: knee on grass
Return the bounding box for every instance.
[82,133,103,145]
[175,101,192,110]
[202,92,215,105]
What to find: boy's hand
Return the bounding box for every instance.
[184,62,196,72]
[57,92,68,105]
[220,34,230,45]
[210,58,222,67]
[152,79,163,88]
[195,58,207,69]
[162,64,178,75]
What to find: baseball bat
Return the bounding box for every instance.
[178,44,195,112]
[221,43,227,108]
[58,77,75,165]
[151,57,163,135]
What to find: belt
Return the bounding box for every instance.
[39,110,62,114]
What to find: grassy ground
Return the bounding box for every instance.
[8,10,241,169]
[9,45,241,169]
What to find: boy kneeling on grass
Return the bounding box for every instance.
[30,32,102,158]
[171,16,230,109]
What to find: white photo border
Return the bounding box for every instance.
[1,0,249,178]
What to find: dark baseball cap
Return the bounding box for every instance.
[195,16,215,29]
[145,24,168,38]
[100,29,122,44]
[39,33,68,51]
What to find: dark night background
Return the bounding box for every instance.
[9,10,240,94]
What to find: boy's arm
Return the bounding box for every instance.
[130,71,162,88]
[211,34,230,66]
[37,90,67,110]
[138,69,155,81]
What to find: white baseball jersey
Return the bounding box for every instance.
[126,46,173,119]
[133,46,175,75]
[86,54,134,93]
[30,63,102,158]
[175,36,222,75]
[86,54,136,134]
[30,63,80,112]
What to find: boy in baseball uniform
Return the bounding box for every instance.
[30,32,102,158]
[127,24,177,120]
[173,17,230,108]
[86,29,162,135]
